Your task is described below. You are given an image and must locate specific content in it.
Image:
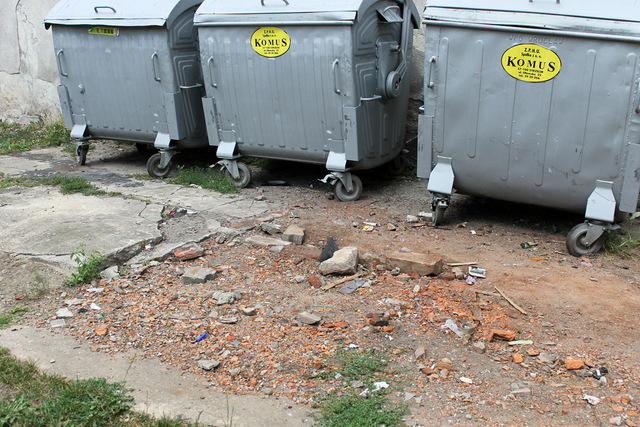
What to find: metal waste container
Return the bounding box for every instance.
[195,0,419,200]
[417,0,640,256]
[45,0,207,177]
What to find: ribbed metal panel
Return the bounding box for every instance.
[53,26,169,141]
[202,26,351,163]
[425,25,638,213]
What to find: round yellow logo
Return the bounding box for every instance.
[251,27,290,58]
[501,44,561,83]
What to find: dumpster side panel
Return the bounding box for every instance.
[200,25,352,165]
[52,25,172,143]
[425,25,639,214]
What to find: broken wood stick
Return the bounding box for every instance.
[321,272,366,291]
[448,262,478,267]
[494,286,528,315]
[474,289,500,297]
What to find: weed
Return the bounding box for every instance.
[314,348,388,382]
[0,118,71,154]
[65,243,105,287]
[0,314,14,329]
[0,307,28,329]
[0,174,107,196]
[223,393,235,427]
[9,307,28,315]
[604,229,640,258]
[0,346,195,426]
[313,348,407,426]
[29,274,50,298]
[169,166,237,194]
[317,389,407,427]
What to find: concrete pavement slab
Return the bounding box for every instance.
[0,326,312,426]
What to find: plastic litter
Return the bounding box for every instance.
[592,367,608,380]
[465,275,477,285]
[468,266,486,278]
[442,319,465,338]
[583,394,601,406]
[196,333,208,342]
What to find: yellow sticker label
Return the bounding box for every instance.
[501,44,561,83]
[88,26,119,36]
[251,27,290,58]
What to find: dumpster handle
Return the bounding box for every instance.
[94,6,117,13]
[260,0,289,5]
[179,84,203,90]
[151,52,161,82]
[332,59,341,95]
[427,56,436,89]
[207,57,218,88]
[56,49,68,77]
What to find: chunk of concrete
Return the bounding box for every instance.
[384,252,443,276]
[182,267,217,285]
[297,311,321,325]
[319,247,358,275]
[283,225,305,245]
[260,223,282,235]
[198,360,221,371]
[245,235,291,252]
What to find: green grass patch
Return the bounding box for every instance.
[169,166,237,194]
[0,346,197,426]
[65,243,105,287]
[0,174,108,196]
[0,307,29,330]
[0,119,71,154]
[604,228,640,258]
[0,314,15,329]
[313,348,407,426]
[317,389,407,427]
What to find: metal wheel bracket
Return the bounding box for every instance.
[581,221,620,246]
[320,172,353,192]
[217,159,240,179]
[159,150,175,170]
[75,139,90,150]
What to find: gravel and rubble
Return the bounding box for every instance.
[11,225,640,426]
[2,141,640,425]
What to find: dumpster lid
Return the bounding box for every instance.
[195,0,420,26]
[45,0,202,28]
[424,0,640,34]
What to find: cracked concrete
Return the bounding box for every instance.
[0,145,311,425]
[0,146,284,278]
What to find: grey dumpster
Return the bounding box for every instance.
[45,0,207,177]
[417,0,640,256]
[195,0,419,200]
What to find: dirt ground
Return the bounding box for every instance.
[2,132,640,426]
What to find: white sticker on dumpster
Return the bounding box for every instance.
[251,28,290,58]
[501,44,561,83]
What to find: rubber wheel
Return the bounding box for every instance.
[386,155,407,176]
[335,175,363,202]
[225,162,251,188]
[147,152,172,178]
[76,145,88,166]
[566,223,604,257]
[433,203,446,226]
